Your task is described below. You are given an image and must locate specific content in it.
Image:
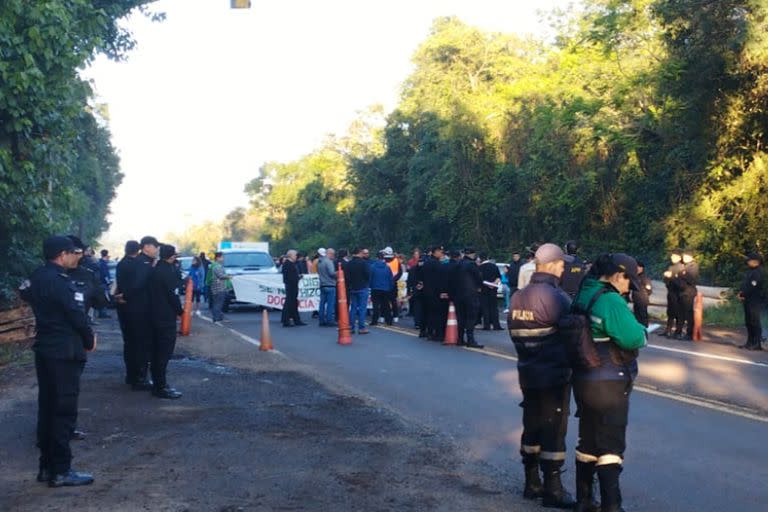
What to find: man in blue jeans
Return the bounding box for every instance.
[317,248,337,326]
[346,248,371,334]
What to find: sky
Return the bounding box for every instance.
[85,0,576,249]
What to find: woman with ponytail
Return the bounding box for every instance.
[570,253,647,512]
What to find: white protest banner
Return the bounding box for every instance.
[231,274,321,312]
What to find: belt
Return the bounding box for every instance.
[508,326,557,337]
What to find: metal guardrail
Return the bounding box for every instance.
[0,305,35,345]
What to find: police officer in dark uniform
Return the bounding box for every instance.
[479,252,503,330]
[407,255,426,332]
[115,240,140,384]
[561,240,587,299]
[452,248,484,348]
[66,236,108,323]
[122,236,161,390]
[661,250,684,338]
[631,261,653,327]
[676,250,699,340]
[738,252,765,351]
[422,246,447,341]
[148,244,184,399]
[507,243,576,508]
[20,236,95,487]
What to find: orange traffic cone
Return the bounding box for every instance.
[180,278,193,336]
[443,301,458,345]
[259,308,274,351]
[336,263,352,345]
[693,291,703,341]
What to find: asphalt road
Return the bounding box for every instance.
[212,307,768,512]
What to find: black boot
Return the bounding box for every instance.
[574,460,600,512]
[597,463,624,512]
[541,461,577,509]
[522,454,544,499]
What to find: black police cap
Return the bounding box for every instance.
[448,249,461,258]
[66,235,86,250]
[746,252,763,264]
[43,236,76,260]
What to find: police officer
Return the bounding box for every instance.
[422,245,448,341]
[66,236,108,323]
[478,252,503,330]
[122,236,161,390]
[570,254,647,512]
[452,248,484,348]
[738,252,765,351]
[20,236,95,487]
[507,243,576,508]
[631,261,653,327]
[115,240,140,384]
[676,250,699,340]
[661,250,683,338]
[406,255,426,333]
[149,244,184,399]
[561,240,587,299]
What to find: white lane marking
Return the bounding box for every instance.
[646,344,768,368]
[378,325,768,422]
[195,313,285,356]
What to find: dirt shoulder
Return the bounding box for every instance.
[0,317,529,511]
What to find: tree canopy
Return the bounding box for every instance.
[0,0,158,305]
[179,1,768,285]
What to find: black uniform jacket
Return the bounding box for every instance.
[452,257,482,300]
[677,262,699,297]
[507,272,572,389]
[406,261,424,297]
[479,261,501,295]
[115,255,136,298]
[422,257,445,298]
[282,259,301,288]
[22,262,94,360]
[663,262,684,293]
[69,262,107,310]
[123,253,155,314]
[150,260,184,325]
[344,257,370,291]
[631,274,653,305]
[561,256,587,297]
[741,266,766,302]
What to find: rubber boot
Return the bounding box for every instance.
[541,461,577,509]
[597,463,625,512]
[522,453,544,499]
[574,460,600,512]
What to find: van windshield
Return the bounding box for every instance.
[222,252,273,268]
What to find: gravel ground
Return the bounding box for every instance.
[0,316,532,511]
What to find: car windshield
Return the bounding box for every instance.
[223,252,273,268]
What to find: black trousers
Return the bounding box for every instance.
[116,306,130,381]
[677,293,695,337]
[124,311,152,383]
[371,290,392,325]
[455,295,479,343]
[419,295,431,334]
[633,298,649,327]
[574,379,632,461]
[665,291,679,333]
[151,323,177,390]
[281,283,301,325]
[429,297,449,339]
[481,291,500,329]
[744,300,763,346]
[35,354,84,474]
[519,384,570,461]
[389,289,399,319]
[412,295,424,329]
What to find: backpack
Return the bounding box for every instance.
[559,287,609,369]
